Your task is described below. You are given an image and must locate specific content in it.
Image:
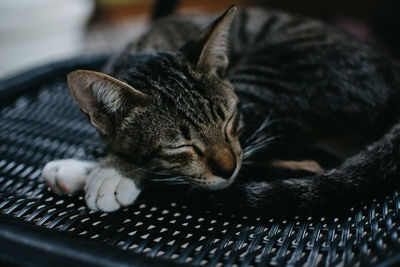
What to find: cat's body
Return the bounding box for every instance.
[42,7,400,215]
[114,8,400,162]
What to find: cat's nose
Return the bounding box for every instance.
[208,147,236,179]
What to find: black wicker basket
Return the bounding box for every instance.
[0,56,400,266]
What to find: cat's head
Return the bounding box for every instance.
[67,7,243,189]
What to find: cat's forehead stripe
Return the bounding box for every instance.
[116,52,233,135]
[134,54,228,125]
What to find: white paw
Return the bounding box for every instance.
[42,159,98,195]
[85,168,140,212]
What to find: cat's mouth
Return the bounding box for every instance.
[185,161,241,190]
[186,177,234,190]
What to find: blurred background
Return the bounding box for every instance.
[0,0,399,78]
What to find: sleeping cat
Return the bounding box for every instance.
[42,6,400,215]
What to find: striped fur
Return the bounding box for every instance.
[69,7,400,215]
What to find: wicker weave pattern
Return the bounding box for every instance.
[1,69,400,266]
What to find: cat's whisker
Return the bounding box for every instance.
[243,116,284,145]
[150,176,184,181]
[148,175,188,185]
[248,135,270,146]
[244,135,282,151]
[243,135,283,159]
[137,167,172,176]
[153,180,188,184]
[241,161,257,165]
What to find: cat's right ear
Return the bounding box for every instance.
[180,6,236,77]
[67,70,151,138]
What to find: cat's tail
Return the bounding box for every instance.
[198,121,400,216]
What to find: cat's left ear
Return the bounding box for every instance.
[180,6,236,77]
[67,70,151,138]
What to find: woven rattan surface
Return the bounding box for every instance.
[1,58,400,266]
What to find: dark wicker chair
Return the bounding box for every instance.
[1,55,400,266]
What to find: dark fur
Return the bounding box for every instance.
[204,8,400,215]
[77,7,400,215]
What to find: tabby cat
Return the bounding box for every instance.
[42,6,400,215]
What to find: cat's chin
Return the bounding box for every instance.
[188,176,236,191]
[204,178,236,190]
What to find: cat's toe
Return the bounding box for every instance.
[95,174,121,212]
[85,169,106,211]
[115,177,140,207]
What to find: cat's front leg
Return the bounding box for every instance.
[83,155,143,212]
[42,159,98,194]
[42,157,142,212]
[84,167,140,212]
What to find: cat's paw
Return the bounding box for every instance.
[85,168,140,212]
[42,159,98,195]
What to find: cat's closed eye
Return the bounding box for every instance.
[224,110,243,140]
